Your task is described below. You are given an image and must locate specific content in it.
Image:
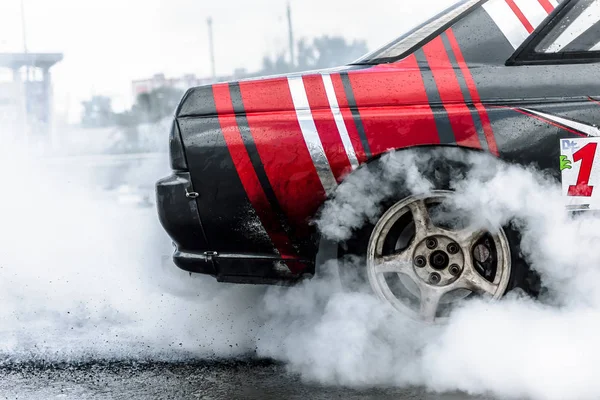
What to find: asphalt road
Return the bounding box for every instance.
[0,360,493,400]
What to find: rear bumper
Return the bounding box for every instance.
[155,172,215,275]
[156,171,315,284]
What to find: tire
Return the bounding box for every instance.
[330,148,538,322]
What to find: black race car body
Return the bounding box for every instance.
[156,0,600,284]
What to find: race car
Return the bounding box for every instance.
[156,0,600,321]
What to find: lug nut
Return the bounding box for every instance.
[429,273,441,284]
[449,264,461,276]
[447,242,460,255]
[426,238,438,249]
[414,255,427,268]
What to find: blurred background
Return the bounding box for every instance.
[0,0,451,205]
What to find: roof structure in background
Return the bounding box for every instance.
[0,53,63,69]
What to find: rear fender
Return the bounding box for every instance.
[315,145,488,268]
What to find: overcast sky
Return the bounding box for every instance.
[0,0,452,121]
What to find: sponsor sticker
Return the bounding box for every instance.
[560,138,600,210]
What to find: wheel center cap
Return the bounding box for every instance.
[429,250,449,270]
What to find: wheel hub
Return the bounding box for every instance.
[412,235,464,287]
[429,250,449,270]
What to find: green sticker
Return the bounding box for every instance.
[560,155,572,172]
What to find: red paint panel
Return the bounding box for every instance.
[347,56,440,154]
[238,78,326,234]
[446,29,499,156]
[537,0,555,14]
[302,75,353,182]
[422,37,482,149]
[505,0,535,33]
[212,84,298,261]
[330,73,368,163]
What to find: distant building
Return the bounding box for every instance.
[0,53,63,150]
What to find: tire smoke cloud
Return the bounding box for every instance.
[3,136,600,400]
[257,148,600,400]
[0,142,264,363]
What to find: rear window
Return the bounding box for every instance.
[509,0,600,65]
[536,0,600,53]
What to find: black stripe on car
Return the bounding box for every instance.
[228,82,302,255]
[451,6,515,66]
[340,72,372,158]
[414,48,456,145]
[441,32,488,151]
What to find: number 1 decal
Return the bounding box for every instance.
[568,143,597,197]
[560,138,600,209]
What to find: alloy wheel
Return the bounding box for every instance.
[366,191,511,323]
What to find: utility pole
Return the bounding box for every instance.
[287,2,295,68]
[20,0,30,148]
[207,17,216,81]
[20,0,28,55]
[20,0,29,81]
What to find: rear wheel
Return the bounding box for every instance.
[332,150,533,323]
[366,191,511,322]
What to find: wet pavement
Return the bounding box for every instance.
[0,360,492,400]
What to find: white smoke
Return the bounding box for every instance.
[316,150,434,241]
[5,129,600,400]
[0,140,264,363]
[255,148,600,400]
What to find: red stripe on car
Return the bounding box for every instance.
[445,28,499,156]
[212,84,298,260]
[505,0,535,33]
[302,75,353,182]
[537,0,556,14]
[330,73,368,163]
[422,36,482,149]
[345,56,441,153]
[238,78,327,234]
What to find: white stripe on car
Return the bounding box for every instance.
[484,0,532,49]
[321,73,360,171]
[288,76,339,195]
[522,108,600,137]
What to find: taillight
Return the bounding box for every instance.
[169,119,188,170]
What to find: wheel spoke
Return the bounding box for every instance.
[409,200,433,240]
[419,287,444,322]
[374,250,414,275]
[456,226,487,251]
[374,260,407,274]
